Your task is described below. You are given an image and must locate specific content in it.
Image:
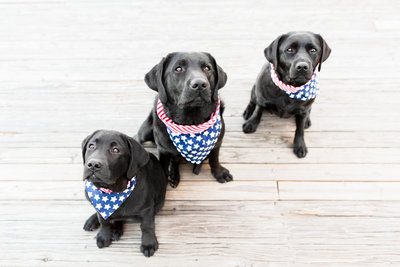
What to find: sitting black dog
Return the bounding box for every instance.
[137,52,233,188]
[81,130,167,257]
[242,31,331,158]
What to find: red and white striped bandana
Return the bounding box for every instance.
[156,98,222,164]
[270,63,319,101]
[157,98,221,134]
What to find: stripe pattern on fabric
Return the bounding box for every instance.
[157,98,222,164]
[270,63,319,101]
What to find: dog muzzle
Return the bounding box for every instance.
[270,63,319,101]
[85,177,136,220]
[157,97,222,164]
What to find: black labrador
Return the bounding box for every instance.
[137,52,233,188]
[242,31,331,158]
[81,130,167,257]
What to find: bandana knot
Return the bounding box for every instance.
[270,63,319,101]
[85,177,136,220]
[157,98,222,164]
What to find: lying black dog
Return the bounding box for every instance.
[81,130,167,257]
[137,52,233,187]
[242,31,331,158]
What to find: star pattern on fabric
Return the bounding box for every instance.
[166,115,221,164]
[270,63,320,101]
[85,177,136,220]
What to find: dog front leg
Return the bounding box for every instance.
[242,105,264,133]
[293,113,308,158]
[160,152,180,188]
[209,145,233,183]
[140,212,158,257]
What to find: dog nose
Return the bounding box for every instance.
[189,79,209,90]
[295,62,309,72]
[86,159,102,170]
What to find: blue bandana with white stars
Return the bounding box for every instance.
[270,63,320,101]
[167,115,222,164]
[85,177,136,220]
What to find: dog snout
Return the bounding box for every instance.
[189,78,209,90]
[86,159,102,171]
[295,62,309,72]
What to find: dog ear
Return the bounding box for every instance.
[264,34,286,68]
[125,135,150,178]
[205,53,228,101]
[144,55,171,103]
[81,130,99,163]
[316,34,331,71]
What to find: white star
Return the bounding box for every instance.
[203,131,209,136]
[187,145,192,151]
[196,136,202,141]
[91,185,97,190]
[104,204,111,210]
[100,212,107,218]
[110,196,117,202]
[96,203,102,209]
[102,196,108,202]
[187,139,193,145]
[94,194,100,201]
[119,195,125,201]
[210,132,215,138]
[181,136,187,141]
[190,133,195,138]
[178,144,183,150]
[194,144,199,149]
[206,140,212,145]
[86,182,91,188]
[113,204,119,209]
[174,138,180,143]
[88,192,93,197]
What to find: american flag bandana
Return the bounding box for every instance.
[157,98,222,164]
[270,63,319,101]
[85,177,136,220]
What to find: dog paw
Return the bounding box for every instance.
[141,240,159,257]
[111,222,123,241]
[243,103,256,120]
[83,214,100,231]
[304,118,312,129]
[242,121,258,133]
[96,230,112,248]
[212,165,233,183]
[294,144,308,158]
[168,175,180,188]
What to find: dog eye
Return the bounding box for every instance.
[112,147,120,153]
[286,48,294,53]
[175,66,183,73]
[88,144,95,150]
[310,48,317,54]
[203,65,211,72]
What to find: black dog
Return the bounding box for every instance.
[137,52,233,187]
[81,130,167,257]
[242,32,331,158]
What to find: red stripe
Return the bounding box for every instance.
[157,98,220,134]
[270,63,316,94]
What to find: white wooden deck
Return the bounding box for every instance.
[1,0,400,266]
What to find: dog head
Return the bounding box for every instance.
[81,130,149,192]
[265,31,331,86]
[144,52,227,108]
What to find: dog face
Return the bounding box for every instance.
[265,32,331,86]
[144,52,227,108]
[81,130,149,192]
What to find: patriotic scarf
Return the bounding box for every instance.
[85,177,136,220]
[270,63,319,101]
[156,98,222,164]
